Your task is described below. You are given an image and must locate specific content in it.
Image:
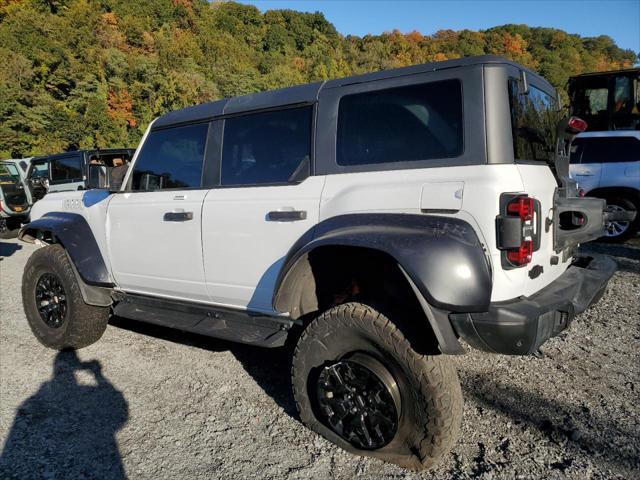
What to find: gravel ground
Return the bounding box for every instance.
[0,237,638,480]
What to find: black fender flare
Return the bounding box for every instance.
[273,214,492,353]
[19,212,114,287]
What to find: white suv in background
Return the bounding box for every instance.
[570,131,640,242]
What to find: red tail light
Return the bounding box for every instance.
[567,116,588,133]
[506,196,534,221]
[506,240,533,266]
[496,194,538,268]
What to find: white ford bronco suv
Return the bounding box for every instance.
[20,56,620,470]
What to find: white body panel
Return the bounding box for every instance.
[29,159,567,308]
[106,191,209,302]
[320,163,570,302]
[202,176,325,312]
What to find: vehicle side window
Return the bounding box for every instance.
[577,137,640,164]
[336,79,463,167]
[569,141,583,164]
[131,123,209,191]
[50,157,83,183]
[221,107,312,187]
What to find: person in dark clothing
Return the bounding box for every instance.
[109,157,129,190]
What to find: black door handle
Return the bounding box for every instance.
[163,211,193,222]
[266,210,307,222]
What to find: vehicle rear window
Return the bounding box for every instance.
[336,79,463,167]
[570,136,640,164]
[508,80,561,162]
[221,106,312,186]
[131,123,209,191]
[51,157,83,183]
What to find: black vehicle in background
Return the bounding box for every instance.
[28,148,135,201]
[568,68,640,131]
[0,161,32,238]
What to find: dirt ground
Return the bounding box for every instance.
[0,237,638,479]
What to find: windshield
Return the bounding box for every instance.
[508,79,562,162]
[0,163,21,186]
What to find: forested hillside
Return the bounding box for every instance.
[0,0,637,157]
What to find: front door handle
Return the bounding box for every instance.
[163,210,193,222]
[267,210,307,222]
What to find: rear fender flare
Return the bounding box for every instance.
[273,213,492,353]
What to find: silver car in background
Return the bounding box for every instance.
[570,131,640,242]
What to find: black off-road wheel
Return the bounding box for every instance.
[292,302,462,470]
[22,244,109,350]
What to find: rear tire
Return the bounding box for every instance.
[292,302,462,470]
[600,196,639,243]
[22,244,109,350]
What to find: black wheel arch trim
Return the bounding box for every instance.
[273,213,492,353]
[19,212,114,287]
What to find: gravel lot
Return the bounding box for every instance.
[0,237,638,479]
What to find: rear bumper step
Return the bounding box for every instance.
[450,253,616,355]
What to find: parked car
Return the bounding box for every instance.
[27,149,135,201]
[19,55,617,470]
[0,161,32,238]
[570,131,640,241]
[2,157,33,176]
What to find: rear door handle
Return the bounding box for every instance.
[266,210,307,222]
[163,210,193,222]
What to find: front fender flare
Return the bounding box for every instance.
[19,212,113,287]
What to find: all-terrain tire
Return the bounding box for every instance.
[291,302,462,470]
[22,244,109,350]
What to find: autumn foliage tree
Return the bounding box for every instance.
[0,0,637,157]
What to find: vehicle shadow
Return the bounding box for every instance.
[0,241,22,259]
[0,351,129,480]
[109,316,299,418]
[461,373,640,471]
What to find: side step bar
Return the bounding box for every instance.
[112,293,295,348]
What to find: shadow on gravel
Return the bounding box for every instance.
[462,374,640,472]
[580,241,640,274]
[109,317,299,418]
[0,241,21,259]
[0,351,129,480]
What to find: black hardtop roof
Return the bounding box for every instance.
[569,67,640,80]
[154,55,550,129]
[32,148,135,162]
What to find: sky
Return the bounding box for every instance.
[238,0,640,53]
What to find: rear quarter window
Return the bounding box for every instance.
[336,79,463,167]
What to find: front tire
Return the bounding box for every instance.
[292,302,462,470]
[22,244,109,350]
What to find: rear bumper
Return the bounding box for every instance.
[450,253,616,355]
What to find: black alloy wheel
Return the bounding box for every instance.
[315,353,401,450]
[35,273,68,328]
